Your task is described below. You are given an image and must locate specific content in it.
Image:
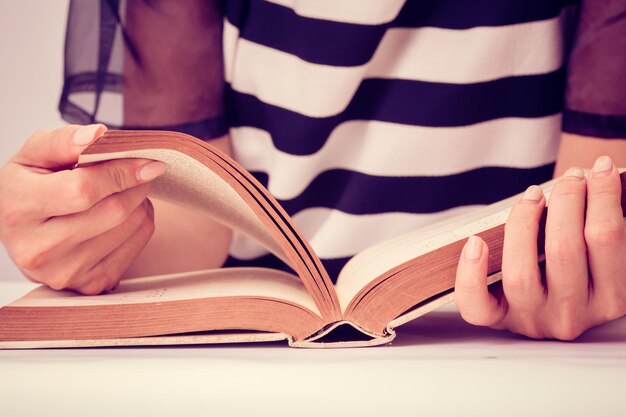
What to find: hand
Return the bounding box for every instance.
[0,125,166,294]
[455,155,626,340]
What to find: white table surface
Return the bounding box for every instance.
[1,280,625,417]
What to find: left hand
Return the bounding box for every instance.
[455,155,626,340]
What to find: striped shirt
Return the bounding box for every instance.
[221,0,575,280]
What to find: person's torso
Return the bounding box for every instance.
[222,0,578,281]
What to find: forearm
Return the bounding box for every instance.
[123,195,232,278]
[120,0,229,278]
[554,132,626,177]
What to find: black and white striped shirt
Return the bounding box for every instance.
[222,0,575,279]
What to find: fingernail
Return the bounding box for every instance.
[73,124,105,146]
[521,185,543,202]
[465,236,483,262]
[563,166,585,179]
[137,161,167,181]
[592,155,613,176]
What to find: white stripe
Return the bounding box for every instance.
[367,23,564,82]
[224,15,564,117]
[265,0,405,25]
[224,19,361,115]
[231,116,561,201]
[230,205,482,260]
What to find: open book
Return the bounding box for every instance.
[1,131,625,348]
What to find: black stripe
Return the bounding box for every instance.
[394,0,577,29]
[226,0,387,67]
[224,254,351,284]
[226,0,575,67]
[227,71,565,155]
[251,164,555,216]
[562,109,626,139]
[223,253,295,275]
[321,257,352,284]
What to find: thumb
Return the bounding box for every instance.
[14,124,107,170]
[455,235,506,327]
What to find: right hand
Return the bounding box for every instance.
[0,125,166,294]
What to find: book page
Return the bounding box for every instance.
[335,177,560,311]
[78,132,343,321]
[8,268,320,316]
[79,149,290,265]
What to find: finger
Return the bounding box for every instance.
[6,185,146,280]
[32,158,165,217]
[28,199,152,291]
[73,200,155,295]
[14,124,106,170]
[455,236,507,327]
[544,167,589,306]
[584,156,626,319]
[78,199,153,270]
[42,183,151,245]
[63,199,153,292]
[501,185,546,312]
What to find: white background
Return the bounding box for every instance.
[0,1,69,280]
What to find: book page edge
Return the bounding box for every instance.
[0,332,291,349]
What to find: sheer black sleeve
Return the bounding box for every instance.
[59,0,227,140]
[563,0,626,139]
